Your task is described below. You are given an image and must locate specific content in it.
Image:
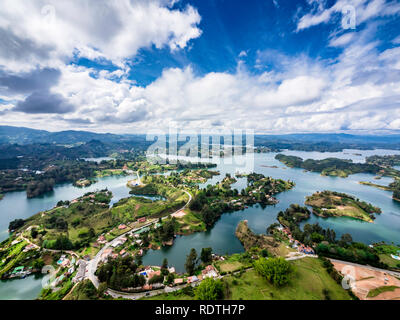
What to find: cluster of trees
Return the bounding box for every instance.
[366,155,400,167]
[189,187,234,228]
[390,179,400,201]
[26,179,55,198]
[185,247,213,275]
[43,236,74,250]
[154,218,177,243]
[9,219,25,232]
[277,204,311,227]
[45,216,68,230]
[96,256,146,291]
[194,278,224,300]
[253,257,294,286]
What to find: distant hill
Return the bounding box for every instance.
[255,133,400,144]
[0,126,399,151]
[0,126,143,145]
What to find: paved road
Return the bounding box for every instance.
[107,282,194,300]
[329,258,400,278]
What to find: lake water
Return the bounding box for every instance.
[0,275,43,300]
[1,149,400,296]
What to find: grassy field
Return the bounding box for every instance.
[95,169,126,177]
[379,254,400,269]
[223,258,353,300]
[374,244,400,269]
[175,209,206,234]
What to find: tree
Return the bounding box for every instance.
[200,247,213,264]
[9,219,25,232]
[195,278,224,300]
[148,274,164,284]
[266,223,279,235]
[135,254,143,266]
[98,282,108,297]
[185,248,198,275]
[340,233,353,244]
[253,257,294,286]
[53,236,74,250]
[165,273,175,285]
[30,228,39,239]
[161,258,169,275]
[32,258,45,270]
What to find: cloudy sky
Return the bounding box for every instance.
[0,0,399,134]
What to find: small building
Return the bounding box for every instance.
[168,267,175,274]
[97,235,107,244]
[174,278,184,285]
[202,265,218,278]
[72,260,86,283]
[187,275,199,283]
[118,224,127,230]
[137,217,147,223]
[23,244,37,252]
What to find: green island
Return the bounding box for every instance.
[275,153,400,202]
[305,191,381,222]
[275,154,400,178]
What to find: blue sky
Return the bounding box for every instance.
[0,0,399,134]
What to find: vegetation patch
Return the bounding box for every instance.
[367,285,400,298]
[305,190,381,222]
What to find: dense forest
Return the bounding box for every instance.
[96,256,146,291]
